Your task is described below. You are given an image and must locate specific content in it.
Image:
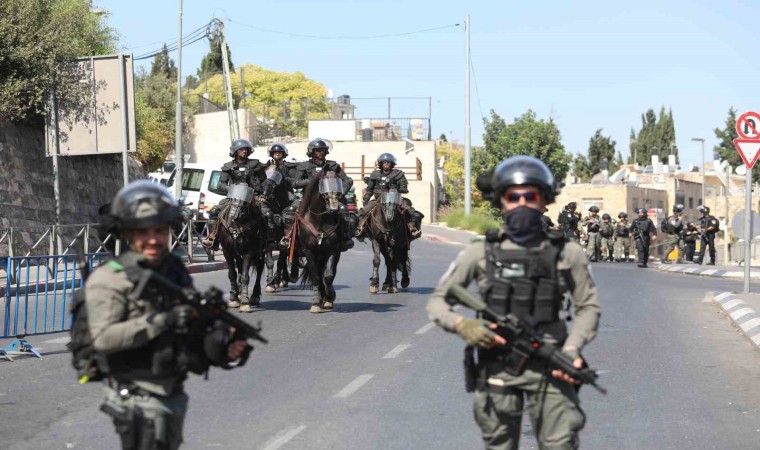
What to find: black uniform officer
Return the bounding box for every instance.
[202,139,267,250]
[287,138,356,251]
[261,143,297,245]
[86,181,252,450]
[695,205,719,265]
[629,208,657,268]
[557,202,581,241]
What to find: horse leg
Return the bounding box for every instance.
[251,252,264,307]
[369,239,381,294]
[303,248,323,313]
[383,246,398,293]
[224,247,240,308]
[276,251,289,289]
[238,253,252,312]
[264,246,277,293]
[322,252,341,310]
[400,246,411,288]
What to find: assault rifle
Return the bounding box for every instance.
[132,269,268,345]
[446,284,606,394]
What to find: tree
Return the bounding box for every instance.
[586,129,616,176]
[150,44,177,80]
[629,107,676,166]
[713,107,760,183]
[572,154,592,182]
[197,32,233,79]
[474,109,572,182]
[0,0,118,124]
[439,133,448,142]
[437,142,464,206]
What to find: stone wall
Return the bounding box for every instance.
[0,121,144,253]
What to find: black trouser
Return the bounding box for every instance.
[684,240,696,262]
[635,237,650,264]
[696,233,716,264]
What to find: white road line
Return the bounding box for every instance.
[334,374,374,398]
[383,344,410,359]
[415,322,436,335]
[260,425,307,450]
[42,337,70,344]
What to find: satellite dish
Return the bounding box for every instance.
[736,165,747,176]
[731,210,760,238]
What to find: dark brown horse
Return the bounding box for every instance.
[294,171,345,313]
[217,184,267,312]
[366,190,411,293]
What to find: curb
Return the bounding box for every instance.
[186,261,228,274]
[713,292,760,351]
[655,263,760,279]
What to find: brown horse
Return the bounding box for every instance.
[294,171,345,313]
[366,190,411,293]
[217,184,267,312]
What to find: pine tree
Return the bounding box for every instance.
[197,33,233,79]
[630,107,677,166]
[150,44,177,79]
[586,129,616,175]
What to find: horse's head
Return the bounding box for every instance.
[380,189,402,222]
[226,184,257,224]
[318,171,343,212]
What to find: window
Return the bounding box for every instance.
[689,197,693,209]
[698,198,703,207]
[632,197,638,211]
[675,191,685,207]
[166,168,204,192]
[208,170,225,195]
[657,201,664,210]
[583,199,603,212]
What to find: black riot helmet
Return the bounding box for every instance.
[618,211,628,219]
[377,152,397,168]
[306,138,332,157]
[229,139,253,158]
[673,204,684,213]
[268,143,289,157]
[110,180,182,231]
[602,213,611,221]
[698,205,710,214]
[566,202,577,211]
[637,208,648,216]
[588,205,600,213]
[489,156,559,207]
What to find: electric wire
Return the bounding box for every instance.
[131,22,213,60]
[469,55,486,124]
[227,19,460,40]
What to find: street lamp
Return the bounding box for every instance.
[692,138,706,205]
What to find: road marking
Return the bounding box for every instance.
[260,425,307,450]
[42,337,70,344]
[334,374,374,398]
[415,322,436,335]
[383,344,410,359]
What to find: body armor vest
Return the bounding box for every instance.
[481,237,567,325]
[599,222,614,237]
[616,222,631,237]
[586,217,600,233]
[662,215,683,234]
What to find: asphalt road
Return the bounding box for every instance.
[1,232,759,450]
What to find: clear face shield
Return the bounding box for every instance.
[319,177,343,211]
[266,167,283,186]
[380,190,401,222]
[227,184,255,205]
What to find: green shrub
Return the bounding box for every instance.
[439,208,501,234]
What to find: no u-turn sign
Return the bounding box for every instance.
[734,111,760,169]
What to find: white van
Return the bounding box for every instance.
[166,163,227,220]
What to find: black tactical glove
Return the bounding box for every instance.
[165,305,195,333]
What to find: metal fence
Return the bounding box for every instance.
[355,118,430,142]
[729,238,760,263]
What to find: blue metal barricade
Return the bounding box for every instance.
[1,253,107,359]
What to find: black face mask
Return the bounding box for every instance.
[503,206,544,243]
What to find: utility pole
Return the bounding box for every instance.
[692,137,706,204]
[217,19,239,141]
[464,14,471,215]
[174,0,183,200]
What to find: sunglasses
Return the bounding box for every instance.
[503,191,541,203]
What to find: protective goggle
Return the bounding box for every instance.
[502,191,541,204]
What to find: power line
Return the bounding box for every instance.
[134,31,209,61]
[131,22,212,60]
[469,55,485,124]
[228,19,460,40]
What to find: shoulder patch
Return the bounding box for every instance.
[105,260,124,272]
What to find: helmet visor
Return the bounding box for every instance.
[319,178,343,195]
[266,167,283,185]
[381,191,401,205]
[227,184,255,204]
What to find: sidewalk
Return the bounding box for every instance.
[712,292,760,352]
[421,224,483,246]
[655,261,760,280]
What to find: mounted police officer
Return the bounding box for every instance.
[614,212,634,262]
[629,208,657,268]
[662,204,686,264]
[599,213,615,262]
[557,202,581,241]
[541,206,555,233]
[202,139,267,250]
[356,152,422,240]
[260,143,297,246]
[695,205,719,265]
[286,138,356,251]
[581,206,602,262]
[427,156,600,450]
[86,181,251,450]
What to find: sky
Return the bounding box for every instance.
[97,0,760,170]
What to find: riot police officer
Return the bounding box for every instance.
[581,206,602,262]
[557,202,581,241]
[695,205,719,265]
[683,220,699,262]
[356,152,422,240]
[86,181,251,449]
[614,212,634,262]
[630,208,657,268]
[541,206,555,233]
[599,213,615,262]
[202,139,267,250]
[287,138,356,251]
[662,204,686,264]
[427,156,600,450]
[261,143,296,245]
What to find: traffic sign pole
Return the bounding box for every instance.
[745,166,753,293]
